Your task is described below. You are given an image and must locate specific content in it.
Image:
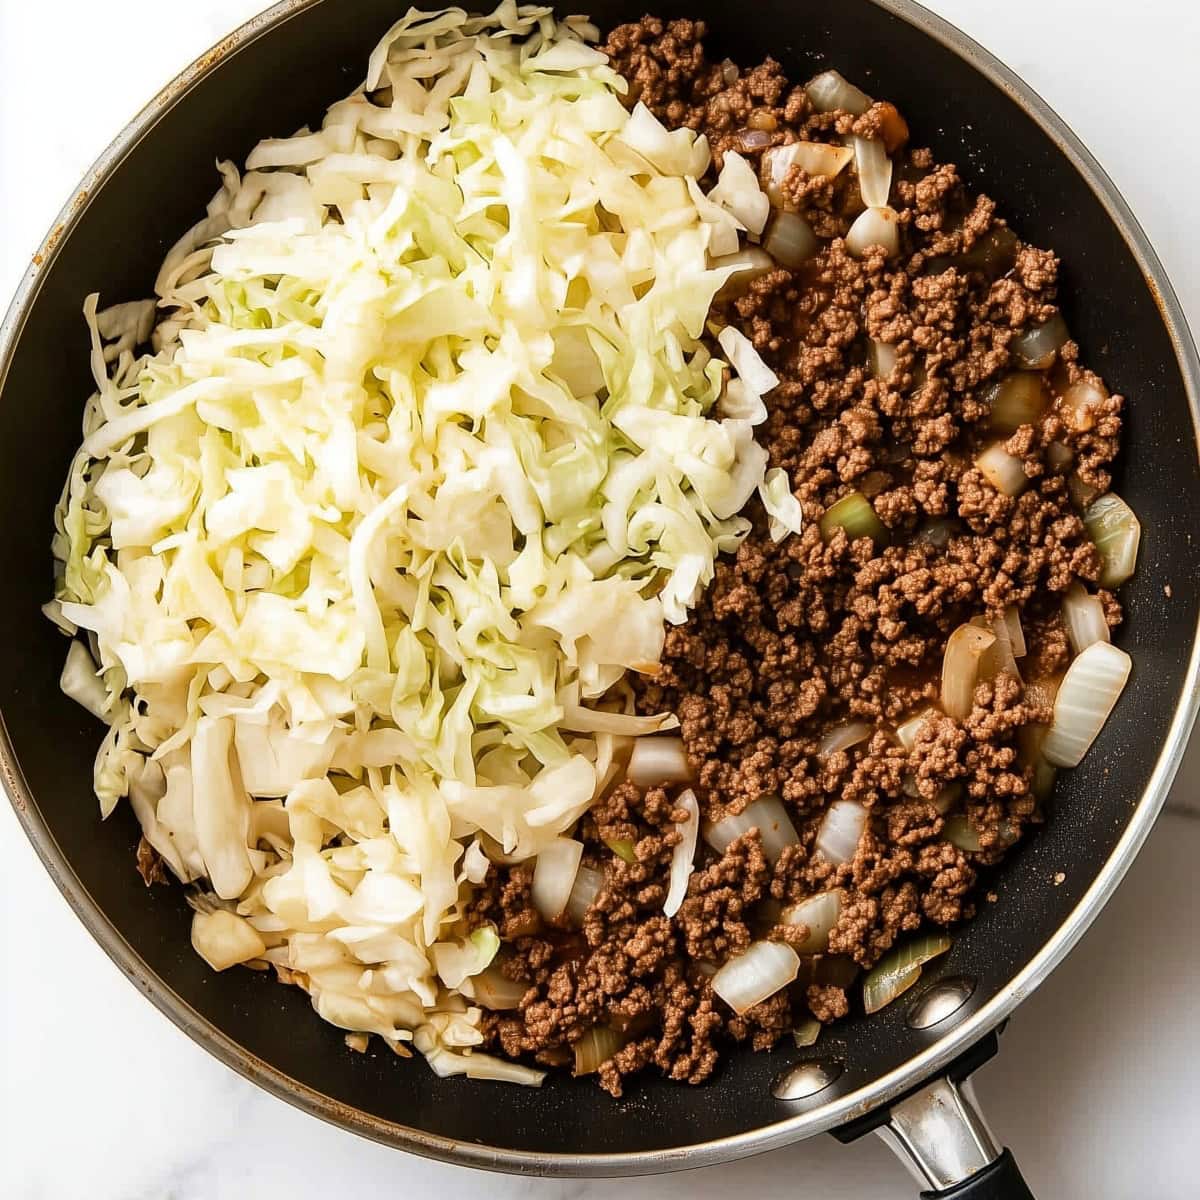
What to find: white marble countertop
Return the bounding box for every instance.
[1,2,1198,1197]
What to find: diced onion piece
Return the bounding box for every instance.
[862,933,952,1014]
[1010,314,1069,370]
[1041,641,1131,767]
[712,940,801,1016]
[975,441,1029,496]
[853,135,892,207]
[705,793,800,863]
[573,1026,624,1075]
[1084,493,1141,588]
[626,736,695,787]
[793,1017,822,1048]
[932,782,962,815]
[987,372,1048,433]
[816,720,873,758]
[461,1054,546,1087]
[846,206,900,258]
[818,491,888,546]
[1046,440,1073,470]
[806,70,872,115]
[815,799,868,864]
[713,247,775,300]
[1061,379,1108,432]
[664,788,700,917]
[565,864,605,925]
[763,211,818,268]
[915,519,959,549]
[190,908,266,972]
[978,613,1020,682]
[1004,606,1027,658]
[896,706,937,751]
[1063,581,1110,655]
[780,890,843,954]
[763,142,854,207]
[944,813,1014,852]
[531,837,583,921]
[941,623,996,719]
[471,965,528,1011]
[868,339,898,381]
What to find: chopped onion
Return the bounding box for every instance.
[1010,314,1069,370]
[815,799,869,864]
[977,614,1020,682]
[764,142,854,207]
[862,933,952,1014]
[1084,493,1141,588]
[708,150,770,235]
[713,247,775,300]
[896,706,937,751]
[975,441,1029,496]
[941,623,995,719]
[1041,641,1131,768]
[664,788,700,917]
[944,813,1014,852]
[763,211,818,268]
[573,1026,624,1075]
[1004,606,1027,657]
[705,793,800,863]
[559,706,677,736]
[868,339,898,381]
[780,890,843,953]
[853,135,892,207]
[1061,378,1108,432]
[191,908,266,972]
[915,518,959,549]
[987,372,1048,433]
[626,736,695,787]
[816,720,873,758]
[806,69,872,116]
[720,59,740,86]
[531,837,583,921]
[793,1017,822,1048]
[1063,581,1110,655]
[712,940,801,1016]
[565,864,605,925]
[1046,440,1073,470]
[845,206,900,258]
[818,491,888,545]
[471,965,528,1011]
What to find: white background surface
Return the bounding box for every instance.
[1,2,1198,1197]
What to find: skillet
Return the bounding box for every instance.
[1,1,1197,1194]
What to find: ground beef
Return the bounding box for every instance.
[479,16,1124,1095]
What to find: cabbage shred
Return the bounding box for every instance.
[50,3,783,1078]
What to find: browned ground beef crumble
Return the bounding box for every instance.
[469,16,1126,1096]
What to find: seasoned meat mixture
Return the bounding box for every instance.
[472,16,1124,1095]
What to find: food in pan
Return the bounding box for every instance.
[49,5,1139,1093]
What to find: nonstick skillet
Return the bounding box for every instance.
[1,1,1197,1195]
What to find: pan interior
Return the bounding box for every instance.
[1,0,1196,1160]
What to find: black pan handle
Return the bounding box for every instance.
[832,1033,1035,1198]
[918,1148,1033,1199]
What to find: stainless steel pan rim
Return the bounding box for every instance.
[2,0,1198,1178]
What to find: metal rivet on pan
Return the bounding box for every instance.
[772,1058,844,1101]
[905,975,977,1031]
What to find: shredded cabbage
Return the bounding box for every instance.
[50,3,777,1080]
